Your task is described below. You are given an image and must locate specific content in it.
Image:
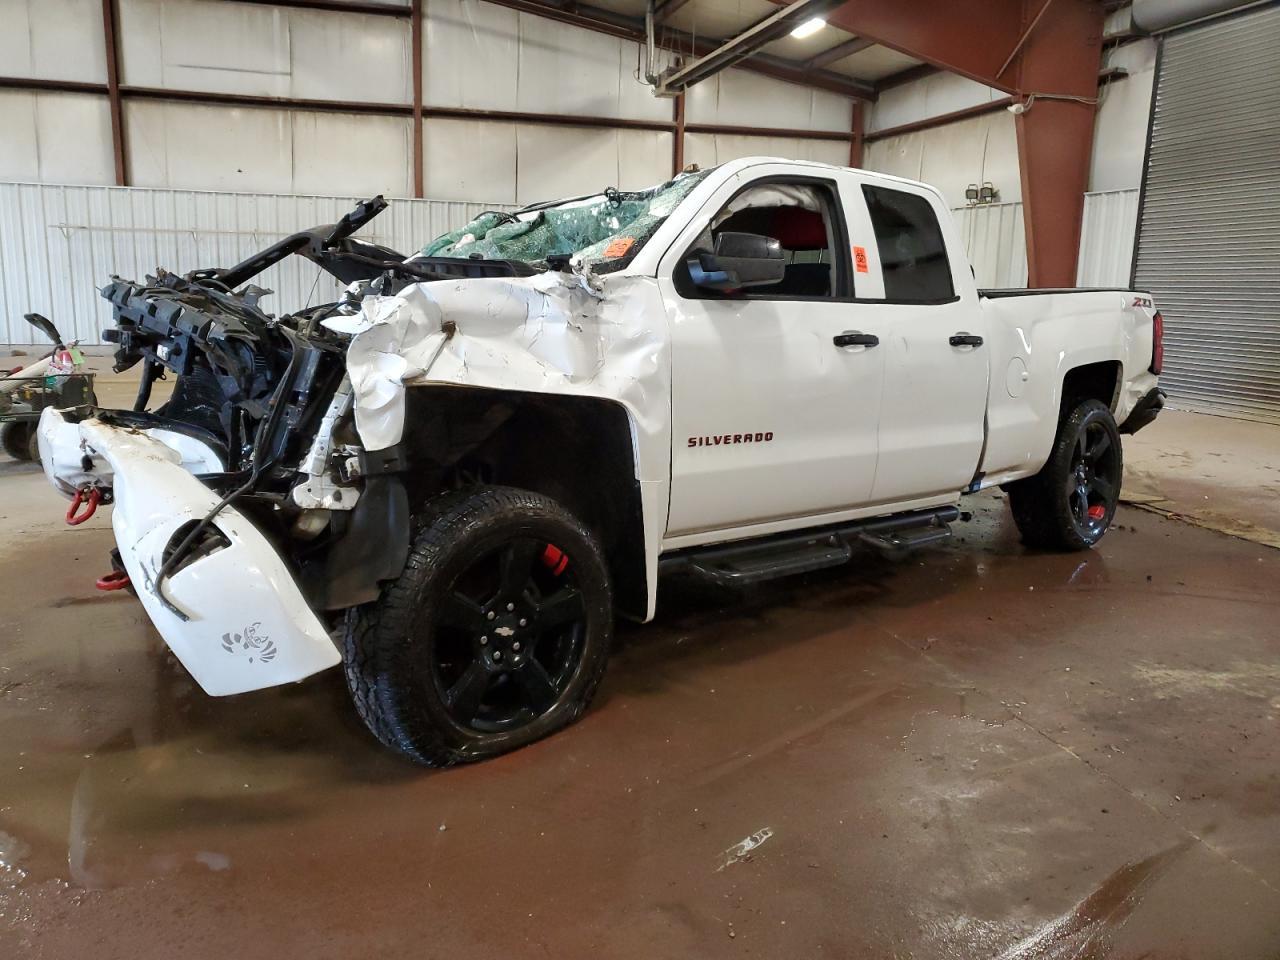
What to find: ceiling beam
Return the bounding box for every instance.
[654,0,695,23]
[231,0,412,15]
[655,0,851,94]
[770,0,1105,287]
[805,35,874,70]
[875,63,938,90]
[480,0,876,99]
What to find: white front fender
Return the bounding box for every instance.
[38,408,340,696]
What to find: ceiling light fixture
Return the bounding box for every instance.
[790,17,827,39]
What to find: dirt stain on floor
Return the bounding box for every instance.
[1,479,1279,959]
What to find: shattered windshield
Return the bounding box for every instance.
[415,170,712,274]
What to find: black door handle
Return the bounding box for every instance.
[949,332,984,347]
[834,331,879,348]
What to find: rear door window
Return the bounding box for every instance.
[862,185,954,302]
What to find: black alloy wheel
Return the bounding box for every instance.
[432,537,587,733]
[343,486,613,766]
[1065,415,1121,542]
[1008,398,1124,551]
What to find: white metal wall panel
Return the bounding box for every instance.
[865,111,1021,207]
[423,118,518,203]
[0,0,107,84]
[683,132,849,169]
[1133,5,1280,423]
[1089,39,1158,192]
[424,119,671,207]
[422,0,668,123]
[685,68,853,133]
[423,0,520,111]
[0,182,515,346]
[867,72,1004,133]
[125,101,414,196]
[0,92,116,186]
[118,0,411,104]
[514,126,673,205]
[1077,189,1140,287]
[952,201,1028,289]
[290,112,414,198]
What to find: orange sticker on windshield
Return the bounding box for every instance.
[853,245,869,273]
[604,237,635,258]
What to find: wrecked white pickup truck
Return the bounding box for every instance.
[40,157,1164,765]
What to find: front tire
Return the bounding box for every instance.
[343,486,613,766]
[1008,398,1123,551]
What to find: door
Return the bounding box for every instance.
[661,171,885,540]
[1133,4,1280,424]
[849,183,990,503]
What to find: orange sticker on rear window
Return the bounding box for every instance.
[853,245,869,273]
[604,237,636,258]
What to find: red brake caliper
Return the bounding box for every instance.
[541,544,569,576]
[1087,504,1106,521]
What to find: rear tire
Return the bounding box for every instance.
[342,485,613,766]
[0,422,36,461]
[1007,398,1123,551]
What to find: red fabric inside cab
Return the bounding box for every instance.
[769,208,827,249]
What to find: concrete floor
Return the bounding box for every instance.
[1,395,1278,958]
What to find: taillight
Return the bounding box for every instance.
[1150,311,1164,375]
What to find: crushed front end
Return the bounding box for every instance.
[39,197,442,694]
[40,176,702,696]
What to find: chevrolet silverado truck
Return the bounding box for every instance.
[38,157,1165,765]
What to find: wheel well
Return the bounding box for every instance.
[400,386,648,619]
[1061,361,1121,415]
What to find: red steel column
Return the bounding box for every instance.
[849,98,863,168]
[672,92,686,175]
[1012,0,1104,287]
[412,0,425,198]
[786,0,1105,287]
[101,0,127,186]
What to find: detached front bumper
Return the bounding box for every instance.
[38,408,340,696]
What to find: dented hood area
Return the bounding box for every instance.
[324,270,671,475]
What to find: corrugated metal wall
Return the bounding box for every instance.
[0,181,515,345]
[950,190,1139,289]
[1133,4,1280,424]
[953,201,1028,288]
[1076,189,1141,287]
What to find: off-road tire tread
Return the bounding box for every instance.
[1007,398,1122,551]
[343,485,612,767]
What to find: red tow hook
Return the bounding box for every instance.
[96,569,130,591]
[65,486,102,526]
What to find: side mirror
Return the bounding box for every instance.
[687,232,785,291]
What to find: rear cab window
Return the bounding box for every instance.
[861,185,955,303]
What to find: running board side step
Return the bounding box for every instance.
[659,506,960,588]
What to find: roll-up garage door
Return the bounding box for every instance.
[1132,3,1280,423]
